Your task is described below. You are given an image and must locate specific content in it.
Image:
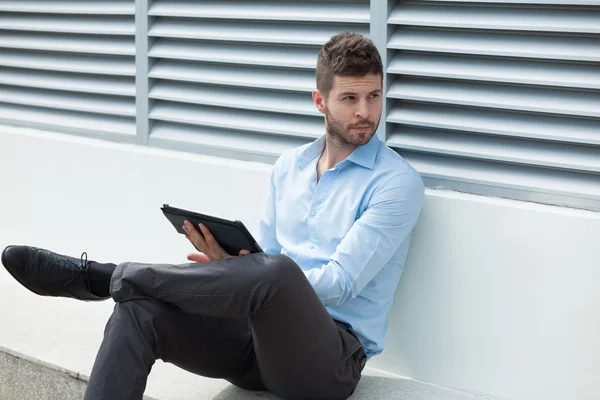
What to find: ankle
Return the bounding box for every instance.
[87,262,117,298]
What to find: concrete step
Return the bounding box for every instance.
[0,346,495,400]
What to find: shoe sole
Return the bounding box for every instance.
[1,246,45,297]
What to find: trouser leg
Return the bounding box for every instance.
[84,299,264,400]
[110,253,364,400]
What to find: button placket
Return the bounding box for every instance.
[308,171,330,250]
[307,205,317,249]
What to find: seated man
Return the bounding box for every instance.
[1,32,424,400]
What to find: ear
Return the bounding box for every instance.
[312,89,327,115]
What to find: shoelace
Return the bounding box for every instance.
[61,251,90,289]
[80,252,93,293]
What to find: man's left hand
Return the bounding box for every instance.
[182,220,250,263]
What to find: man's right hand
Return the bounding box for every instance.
[186,250,250,264]
[186,252,211,263]
[183,220,250,263]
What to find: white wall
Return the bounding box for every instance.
[0,126,598,400]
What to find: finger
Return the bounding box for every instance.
[239,249,251,256]
[184,235,201,252]
[184,227,203,251]
[187,252,210,263]
[183,220,208,252]
[198,223,216,246]
[198,223,227,257]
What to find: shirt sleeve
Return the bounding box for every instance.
[257,160,283,255]
[303,171,424,306]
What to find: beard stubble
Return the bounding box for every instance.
[325,111,379,147]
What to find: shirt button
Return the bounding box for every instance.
[310,211,316,217]
[308,244,315,249]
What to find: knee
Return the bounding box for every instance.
[106,299,161,341]
[260,254,304,285]
[103,299,164,362]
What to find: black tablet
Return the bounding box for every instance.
[161,204,263,255]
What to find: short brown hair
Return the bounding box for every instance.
[316,31,383,99]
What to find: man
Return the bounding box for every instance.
[1,32,424,400]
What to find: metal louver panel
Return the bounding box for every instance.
[386,1,600,211]
[0,0,136,140]
[147,0,370,162]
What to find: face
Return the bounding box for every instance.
[314,74,383,147]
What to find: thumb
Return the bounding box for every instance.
[187,252,210,263]
[239,249,251,256]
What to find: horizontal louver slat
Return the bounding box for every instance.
[388,128,600,173]
[402,151,600,205]
[150,102,323,139]
[0,50,135,75]
[415,0,600,4]
[388,28,600,62]
[0,85,135,117]
[149,60,314,92]
[149,1,370,23]
[150,121,310,163]
[0,14,135,35]
[149,19,368,45]
[387,103,600,145]
[388,53,599,90]
[0,68,135,96]
[0,32,135,56]
[149,39,317,69]
[0,102,136,136]
[388,3,600,33]
[0,1,135,14]
[388,78,600,118]
[149,81,319,116]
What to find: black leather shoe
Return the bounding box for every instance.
[1,245,108,301]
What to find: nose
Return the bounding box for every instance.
[355,99,369,119]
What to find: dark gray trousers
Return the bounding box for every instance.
[83,253,366,400]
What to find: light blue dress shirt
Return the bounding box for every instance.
[258,133,424,359]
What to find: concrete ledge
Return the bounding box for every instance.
[0,346,160,400]
[0,346,498,400]
[0,346,88,400]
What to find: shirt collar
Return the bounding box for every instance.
[346,133,381,170]
[298,134,380,171]
[298,135,326,170]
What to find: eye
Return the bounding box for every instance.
[343,96,355,101]
[369,93,380,99]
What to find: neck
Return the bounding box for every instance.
[319,134,357,171]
